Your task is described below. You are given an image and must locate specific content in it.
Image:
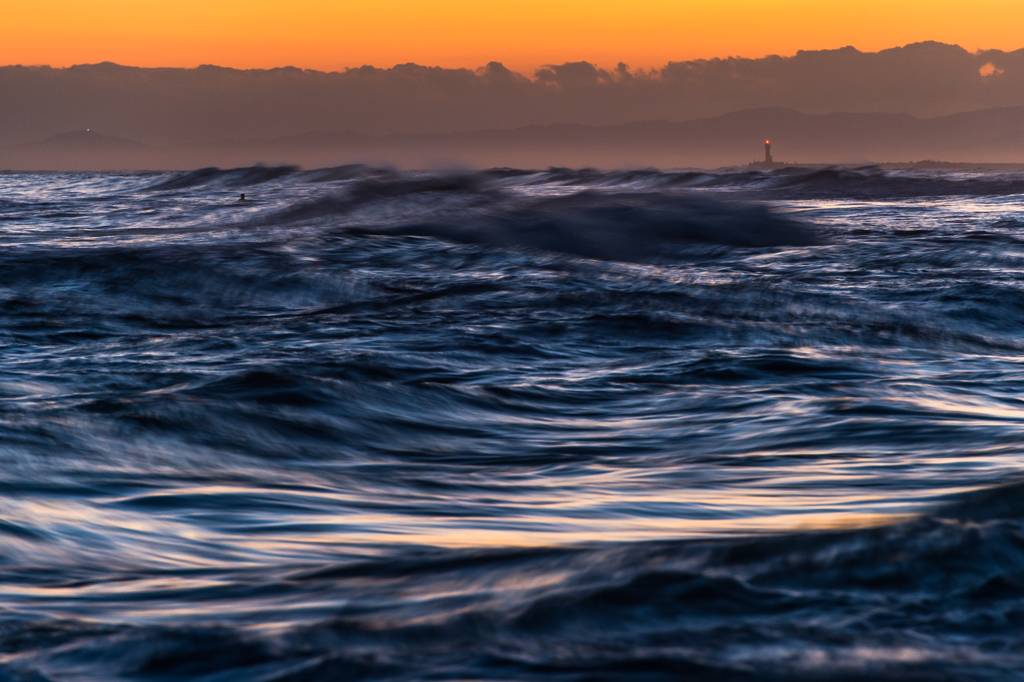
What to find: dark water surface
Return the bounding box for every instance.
[1,165,1024,680]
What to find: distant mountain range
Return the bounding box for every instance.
[5,107,1024,171]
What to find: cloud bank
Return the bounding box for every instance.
[1,42,1023,150]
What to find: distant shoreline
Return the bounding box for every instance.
[875,161,1024,170]
[748,161,1024,171]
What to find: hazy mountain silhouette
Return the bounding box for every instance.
[19,129,147,148]
[3,130,155,171]
[4,107,1024,171]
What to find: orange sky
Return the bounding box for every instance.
[3,0,1022,74]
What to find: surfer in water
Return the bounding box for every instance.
[238,193,247,202]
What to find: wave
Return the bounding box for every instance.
[3,488,1023,681]
[374,192,821,260]
[495,165,1024,199]
[767,166,1024,198]
[266,185,820,262]
[145,165,299,191]
[936,478,1024,521]
[301,164,401,183]
[141,163,1024,202]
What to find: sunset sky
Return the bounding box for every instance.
[3,0,1022,74]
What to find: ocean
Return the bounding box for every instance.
[0,164,1023,680]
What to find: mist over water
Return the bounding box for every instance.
[1,165,1024,680]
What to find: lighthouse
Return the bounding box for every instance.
[748,139,783,168]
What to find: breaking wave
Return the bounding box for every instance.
[355,192,821,260]
[145,165,299,191]
[260,182,820,262]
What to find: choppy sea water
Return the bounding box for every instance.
[1,165,1024,680]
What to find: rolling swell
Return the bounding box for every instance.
[355,191,821,260]
[265,186,820,262]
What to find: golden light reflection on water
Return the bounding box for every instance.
[0,480,951,571]
[246,510,921,550]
